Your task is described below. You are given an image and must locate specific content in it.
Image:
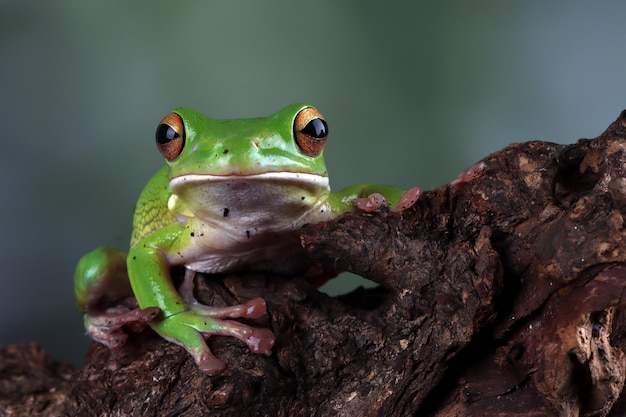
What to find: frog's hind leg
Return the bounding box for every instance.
[75,247,160,348]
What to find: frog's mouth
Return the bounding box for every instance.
[169,172,330,225]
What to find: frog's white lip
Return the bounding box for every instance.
[170,172,329,188]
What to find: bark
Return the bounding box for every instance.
[4,111,626,416]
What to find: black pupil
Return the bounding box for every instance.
[156,123,178,144]
[302,118,328,138]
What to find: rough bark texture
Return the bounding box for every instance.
[4,111,626,416]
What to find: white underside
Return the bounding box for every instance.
[168,172,333,274]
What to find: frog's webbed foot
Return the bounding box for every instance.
[84,298,160,349]
[157,270,275,374]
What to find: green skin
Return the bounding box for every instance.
[74,103,406,374]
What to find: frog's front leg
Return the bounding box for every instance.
[74,247,160,348]
[330,183,421,215]
[128,225,275,375]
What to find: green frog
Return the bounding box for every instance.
[74,104,419,374]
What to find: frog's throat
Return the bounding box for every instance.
[169,172,329,190]
[167,171,331,221]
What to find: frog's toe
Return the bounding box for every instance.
[450,161,486,191]
[354,193,390,214]
[195,350,227,375]
[179,270,268,319]
[201,319,275,354]
[173,333,227,374]
[192,297,267,319]
[85,320,128,349]
[397,186,421,211]
[243,327,275,354]
[84,305,160,348]
[239,297,267,319]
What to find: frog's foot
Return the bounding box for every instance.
[84,298,160,349]
[354,193,390,214]
[159,270,275,374]
[354,186,422,217]
[396,186,422,211]
[451,161,486,191]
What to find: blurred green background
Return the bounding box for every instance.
[2,1,625,367]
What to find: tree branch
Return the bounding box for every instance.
[4,111,626,416]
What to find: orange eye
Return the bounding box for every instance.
[155,113,185,161]
[294,107,328,157]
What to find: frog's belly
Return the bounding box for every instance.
[182,230,311,276]
[174,194,333,275]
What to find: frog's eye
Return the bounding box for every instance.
[156,113,185,161]
[294,107,328,157]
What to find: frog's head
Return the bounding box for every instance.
[155,104,332,223]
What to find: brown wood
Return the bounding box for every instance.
[4,111,626,416]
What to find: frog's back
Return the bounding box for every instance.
[130,166,176,247]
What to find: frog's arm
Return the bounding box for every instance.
[128,169,274,374]
[127,227,274,374]
[127,166,199,317]
[327,183,406,215]
[127,223,187,314]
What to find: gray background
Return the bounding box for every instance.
[2,1,626,367]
